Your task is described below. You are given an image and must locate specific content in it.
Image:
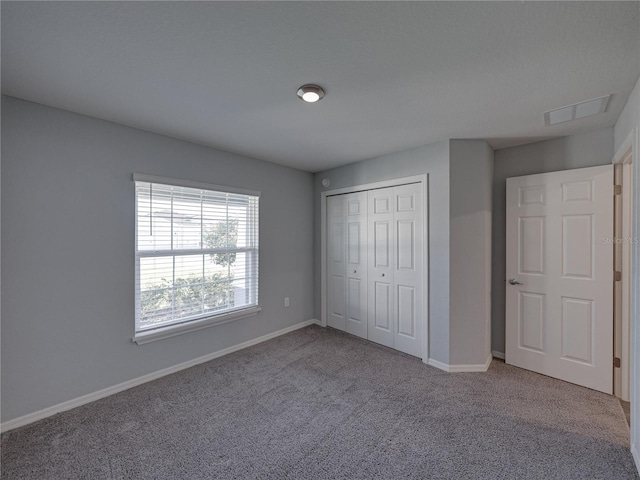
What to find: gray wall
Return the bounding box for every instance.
[449,140,493,365]
[313,141,451,364]
[491,128,614,355]
[613,74,639,468]
[615,75,640,153]
[1,96,314,422]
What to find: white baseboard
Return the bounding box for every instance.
[1,319,320,433]
[427,353,493,373]
[426,358,450,372]
[492,350,505,360]
[632,443,639,476]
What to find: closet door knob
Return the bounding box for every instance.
[353,270,357,274]
[381,273,385,277]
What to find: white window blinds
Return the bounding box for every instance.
[135,177,259,333]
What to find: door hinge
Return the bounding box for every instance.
[614,357,621,368]
[615,271,622,282]
[614,185,622,195]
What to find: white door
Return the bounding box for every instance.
[327,195,346,331]
[345,192,368,339]
[368,184,424,357]
[393,183,424,357]
[327,192,368,339]
[368,187,395,348]
[505,165,614,393]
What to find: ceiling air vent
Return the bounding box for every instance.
[543,95,611,126]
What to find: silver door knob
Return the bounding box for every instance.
[508,278,523,285]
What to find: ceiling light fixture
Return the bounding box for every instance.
[297,84,325,103]
[543,94,611,126]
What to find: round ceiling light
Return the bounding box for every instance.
[297,84,325,103]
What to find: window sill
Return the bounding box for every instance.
[133,306,261,345]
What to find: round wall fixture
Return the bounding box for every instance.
[297,84,325,103]
[321,178,330,187]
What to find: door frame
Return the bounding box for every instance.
[320,174,429,363]
[613,130,635,402]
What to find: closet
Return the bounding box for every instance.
[326,182,424,357]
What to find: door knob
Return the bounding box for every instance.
[381,273,385,277]
[508,278,523,285]
[353,270,357,274]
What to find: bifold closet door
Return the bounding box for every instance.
[327,195,346,331]
[326,192,368,339]
[393,183,424,357]
[327,184,423,356]
[344,192,368,339]
[368,184,424,357]
[367,187,394,348]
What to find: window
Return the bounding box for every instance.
[134,174,259,343]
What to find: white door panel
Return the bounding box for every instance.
[367,184,423,357]
[373,281,391,331]
[506,165,613,393]
[327,195,346,331]
[392,184,423,357]
[345,192,368,339]
[368,188,395,348]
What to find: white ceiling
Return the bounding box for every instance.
[2,2,639,172]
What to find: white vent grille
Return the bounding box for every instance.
[544,95,611,126]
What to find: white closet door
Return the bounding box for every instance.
[393,183,424,357]
[367,184,424,357]
[328,183,424,358]
[345,192,368,339]
[327,195,346,331]
[367,187,395,348]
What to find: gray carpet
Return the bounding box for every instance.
[2,325,638,479]
[622,400,632,426]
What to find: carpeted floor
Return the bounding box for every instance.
[621,400,631,426]
[2,325,638,479]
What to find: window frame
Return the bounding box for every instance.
[133,173,261,345]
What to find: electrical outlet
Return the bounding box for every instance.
[284,297,290,307]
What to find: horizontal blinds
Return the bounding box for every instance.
[135,181,259,332]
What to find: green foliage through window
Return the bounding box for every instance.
[204,219,238,267]
[140,272,235,326]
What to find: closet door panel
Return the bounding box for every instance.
[393,184,424,357]
[374,221,391,268]
[327,195,346,331]
[367,187,395,348]
[373,281,391,331]
[397,285,416,337]
[345,192,368,339]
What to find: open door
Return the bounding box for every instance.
[505,165,614,394]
